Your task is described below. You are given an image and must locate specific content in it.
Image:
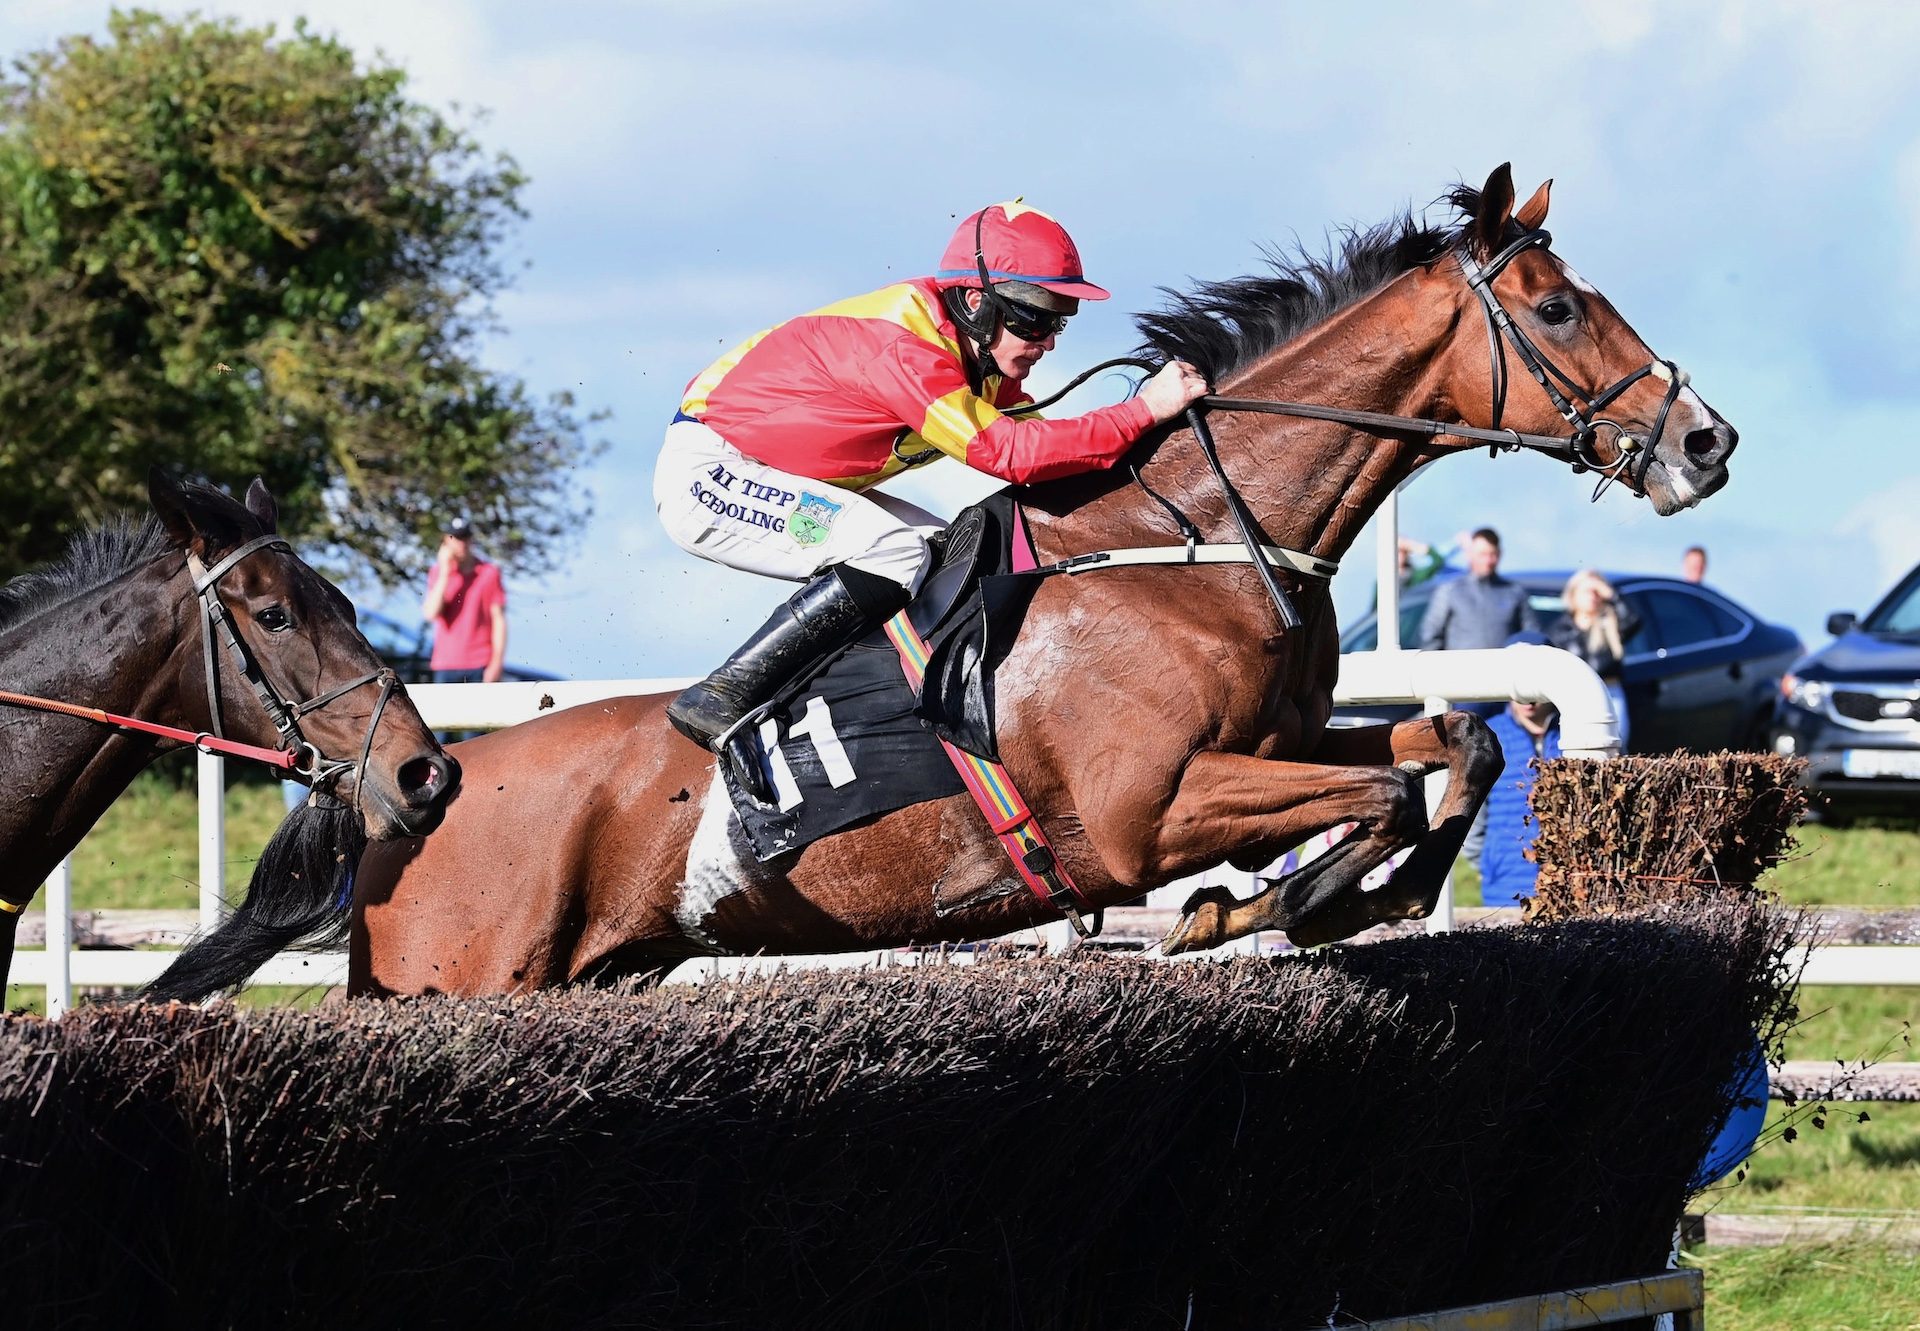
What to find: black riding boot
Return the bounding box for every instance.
[668,564,910,801]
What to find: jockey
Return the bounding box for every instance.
[655,200,1210,782]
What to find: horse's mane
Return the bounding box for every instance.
[1133,185,1486,383]
[0,482,248,632]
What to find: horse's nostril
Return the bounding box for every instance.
[1683,426,1733,465]
[398,755,446,803]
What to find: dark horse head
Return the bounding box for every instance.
[130,471,461,1000]
[144,469,460,835]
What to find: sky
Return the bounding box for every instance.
[4,0,1918,678]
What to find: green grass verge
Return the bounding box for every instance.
[1773,822,1920,907]
[62,768,290,910]
[1716,1101,1920,1212]
[1686,1243,1920,1331]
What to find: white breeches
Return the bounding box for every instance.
[654,417,943,592]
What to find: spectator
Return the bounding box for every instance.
[1417,528,1541,654]
[1682,545,1707,584]
[422,515,507,686]
[1398,536,1451,590]
[1419,527,1540,866]
[1478,681,1563,908]
[1549,569,1641,750]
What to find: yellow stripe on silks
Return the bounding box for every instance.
[818,283,962,358]
[919,386,1004,461]
[681,326,777,417]
[0,898,24,914]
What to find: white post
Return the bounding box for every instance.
[1422,695,1455,934]
[198,750,225,930]
[45,858,73,1017]
[1376,489,1402,651]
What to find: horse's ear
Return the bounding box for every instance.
[147,466,201,552]
[1514,178,1552,231]
[1473,163,1516,256]
[244,477,279,534]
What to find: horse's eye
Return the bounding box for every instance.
[255,606,294,633]
[1538,297,1578,327]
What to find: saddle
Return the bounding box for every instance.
[721,491,1035,861]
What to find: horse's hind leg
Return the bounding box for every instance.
[1281,712,1503,947]
[1083,751,1430,954]
[1157,769,1432,954]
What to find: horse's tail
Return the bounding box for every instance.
[142,797,366,1003]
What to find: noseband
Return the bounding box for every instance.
[187,534,399,802]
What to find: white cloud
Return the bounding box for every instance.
[1838,477,1920,598]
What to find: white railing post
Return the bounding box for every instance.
[45,858,73,1017]
[1377,488,1402,651]
[198,750,225,930]
[1422,695,1455,934]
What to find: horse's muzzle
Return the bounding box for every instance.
[362,751,462,838]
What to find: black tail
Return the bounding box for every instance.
[142,797,367,1002]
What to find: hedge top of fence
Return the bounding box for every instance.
[2,897,1799,1329]
[1528,750,1807,919]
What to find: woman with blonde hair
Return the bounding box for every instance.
[1550,569,1642,748]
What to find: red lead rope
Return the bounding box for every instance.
[0,688,299,769]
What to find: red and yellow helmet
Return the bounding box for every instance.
[935,201,1111,305]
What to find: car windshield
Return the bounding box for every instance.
[1863,570,1920,635]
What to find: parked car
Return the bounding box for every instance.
[354,608,560,684]
[1771,561,1920,821]
[1337,572,1803,754]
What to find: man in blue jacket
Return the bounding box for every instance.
[1479,634,1565,907]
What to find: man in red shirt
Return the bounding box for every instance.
[657,201,1208,786]
[422,516,507,686]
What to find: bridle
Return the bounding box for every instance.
[1454,226,1690,497]
[186,533,400,800]
[1021,227,1698,630]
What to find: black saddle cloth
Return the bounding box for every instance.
[723,491,1039,861]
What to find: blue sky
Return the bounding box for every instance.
[6,1,1918,677]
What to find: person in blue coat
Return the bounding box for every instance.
[1479,632,1565,907]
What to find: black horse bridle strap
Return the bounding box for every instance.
[188,534,396,789]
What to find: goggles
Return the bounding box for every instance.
[999,298,1069,342]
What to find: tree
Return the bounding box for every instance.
[0,9,602,584]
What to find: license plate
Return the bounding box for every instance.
[1841,748,1920,779]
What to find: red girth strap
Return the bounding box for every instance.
[880,550,1094,937]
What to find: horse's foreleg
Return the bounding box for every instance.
[1281,712,1503,947]
[1092,752,1429,954]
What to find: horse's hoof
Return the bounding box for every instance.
[1162,887,1232,955]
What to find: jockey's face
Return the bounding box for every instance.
[961,288,1060,381]
[986,320,1056,381]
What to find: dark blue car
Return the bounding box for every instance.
[1772,561,1920,820]
[1339,571,1802,754]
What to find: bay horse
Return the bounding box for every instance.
[163,165,1737,1000]
[0,470,460,998]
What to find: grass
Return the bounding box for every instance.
[1773,821,1920,908]
[1686,1243,1920,1331]
[60,767,290,909]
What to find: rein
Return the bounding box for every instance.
[1015,228,1690,629]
